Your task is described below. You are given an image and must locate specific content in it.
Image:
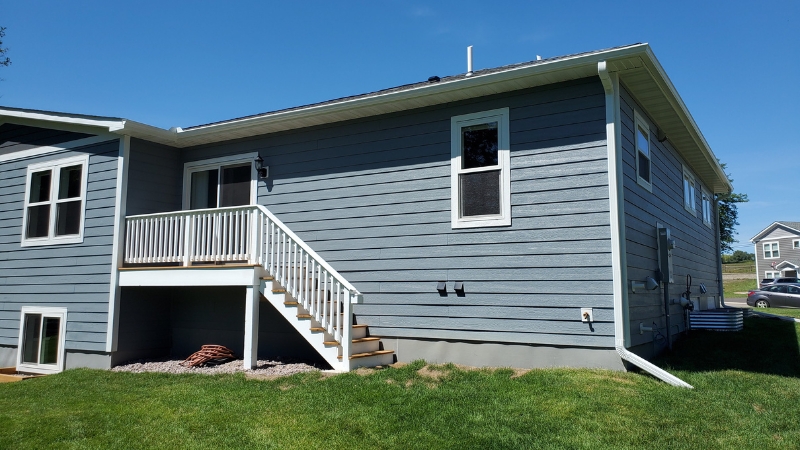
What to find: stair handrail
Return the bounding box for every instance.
[252,204,360,296]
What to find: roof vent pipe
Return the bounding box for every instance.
[466,46,473,77]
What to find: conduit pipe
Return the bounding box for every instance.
[598,61,693,389]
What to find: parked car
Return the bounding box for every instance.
[759,277,800,288]
[747,284,800,308]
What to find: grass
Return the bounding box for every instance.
[753,307,800,319]
[2,318,800,449]
[724,278,757,298]
[722,262,756,274]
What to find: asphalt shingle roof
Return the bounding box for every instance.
[183,43,641,131]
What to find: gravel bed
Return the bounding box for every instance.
[112,358,322,376]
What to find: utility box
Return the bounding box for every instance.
[657,225,675,284]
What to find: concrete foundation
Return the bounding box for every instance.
[381,338,627,371]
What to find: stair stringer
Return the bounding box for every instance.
[259,280,348,371]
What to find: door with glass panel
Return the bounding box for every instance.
[189,163,253,209]
[17,307,66,374]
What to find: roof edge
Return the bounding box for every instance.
[751,222,800,242]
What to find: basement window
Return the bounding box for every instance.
[450,108,511,228]
[634,111,652,192]
[21,155,89,247]
[17,307,67,374]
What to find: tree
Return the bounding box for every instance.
[717,162,747,254]
[0,27,10,70]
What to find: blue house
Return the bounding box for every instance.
[0,44,730,386]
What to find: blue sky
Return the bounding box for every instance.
[1,1,798,251]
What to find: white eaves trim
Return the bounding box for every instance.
[750,221,800,243]
[1,43,731,195]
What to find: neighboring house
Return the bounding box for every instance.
[0,43,730,385]
[751,221,800,280]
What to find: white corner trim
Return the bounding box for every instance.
[450,108,512,229]
[598,62,630,349]
[106,136,129,353]
[181,152,258,210]
[601,62,688,388]
[0,134,118,164]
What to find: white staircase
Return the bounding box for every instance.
[124,204,395,372]
[260,277,394,371]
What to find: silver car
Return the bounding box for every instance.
[747,284,800,308]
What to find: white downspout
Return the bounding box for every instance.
[598,61,693,389]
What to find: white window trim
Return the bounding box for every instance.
[450,108,511,229]
[763,241,780,259]
[182,153,258,210]
[682,165,697,216]
[16,306,68,375]
[20,154,90,247]
[633,110,652,192]
[765,270,780,279]
[701,187,713,228]
[793,239,800,249]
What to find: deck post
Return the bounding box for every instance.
[243,280,260,370]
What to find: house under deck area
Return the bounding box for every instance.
[114,205,394,371]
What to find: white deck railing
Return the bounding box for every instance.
[124,205,357,361]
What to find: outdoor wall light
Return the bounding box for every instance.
[453,281,464,293]
[254,155,269,178]
[437,281,447,292]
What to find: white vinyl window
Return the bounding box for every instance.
[21,155,89,247]
[765,271,780,279]
[450,108,511,229]
[793,239,800,249]
[634,111,652,191]
[763,242,780,259]
[17,307,67,374]
[183,154,257,210]
[683,166,697,216]
[701,187,712,227]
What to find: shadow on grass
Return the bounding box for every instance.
[654,317,800,377]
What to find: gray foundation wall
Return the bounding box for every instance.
[382,338,625,371]
[0,344,112,370]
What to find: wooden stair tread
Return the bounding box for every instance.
[284,301,298,306]
[296,314,312,319]
[322,336,380,346]
[338,350,394,360]
[272,289,287,293]
[310,323,368,333]
[260,276,274,281]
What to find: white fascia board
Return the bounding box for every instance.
[176,44,650,143]
[0,108,124,131]
[0,108,177,146]
[119,267,259,286]
[637,48,732,194]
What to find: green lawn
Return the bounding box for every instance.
[724,278,757,298]
[2,318,800,449]
[753,307,800,320]
[722,262,756,274]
